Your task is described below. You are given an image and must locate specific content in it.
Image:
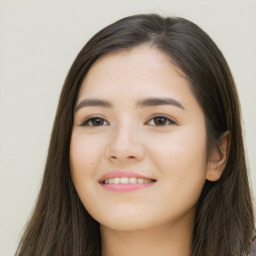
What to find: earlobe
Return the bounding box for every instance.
[206,131,231,182]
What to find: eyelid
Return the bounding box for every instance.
[145,114,177,126]
[79,115,109,127]
[78,113,178,127]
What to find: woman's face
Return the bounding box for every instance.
[70,45,208,231]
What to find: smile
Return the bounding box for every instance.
[98,170,157,192]
[103,177,154,184]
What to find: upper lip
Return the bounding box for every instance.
[98,170,156,183]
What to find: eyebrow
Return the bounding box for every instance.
[75,99,113,112]
[75,97,184,112]
[137,97,184,110]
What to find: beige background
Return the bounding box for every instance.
[0,1,255,255]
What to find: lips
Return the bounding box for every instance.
[98,170,157,192]
[98,170,156,183]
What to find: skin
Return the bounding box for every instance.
[70,45,228,256]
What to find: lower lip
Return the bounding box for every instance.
[100,182,155,192]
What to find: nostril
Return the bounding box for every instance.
[110,155,136,160]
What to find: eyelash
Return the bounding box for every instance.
[147,115,177,126]
[79,114,177,127]
[80,115,109,127]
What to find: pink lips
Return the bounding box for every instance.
[98,170,156,192]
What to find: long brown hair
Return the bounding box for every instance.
[16,14,255,256]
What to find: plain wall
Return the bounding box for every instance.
[0,1,255,255]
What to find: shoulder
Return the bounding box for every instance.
[250,239,256,256]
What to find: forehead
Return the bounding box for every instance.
[79,45,188,98]
[75,45,205,126]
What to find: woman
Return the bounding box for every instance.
[15,14,255,256]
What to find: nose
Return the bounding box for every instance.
[105,124,145,163]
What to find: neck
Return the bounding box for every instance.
[100,216,193,256]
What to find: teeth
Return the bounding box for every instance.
[114,178,120,184]
[120,177,129,184]
[138,178,144,184]
[129,177,137,184]
[103,177,153,184]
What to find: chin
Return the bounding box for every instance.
[95,207,164,232]
[99,217,157,232]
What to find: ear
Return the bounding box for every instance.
[206,131,231,182]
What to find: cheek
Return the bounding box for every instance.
[69,132,107,215]
[152,124,207,169]
[149,125,207,198]
[69,132,104,183]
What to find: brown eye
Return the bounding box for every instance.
[154,117,168,126]
[147,115,176,126]
[81,117,109,127]
[91,118,105,126]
